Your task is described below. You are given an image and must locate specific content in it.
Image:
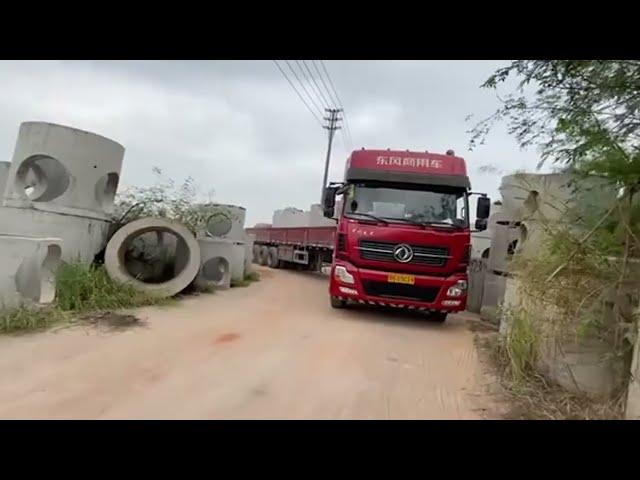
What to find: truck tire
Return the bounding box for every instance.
[430,312,448,323]
[258,246,270,266]
[330,296,347,309]
[267,247,279,268]
[252,245,261,264]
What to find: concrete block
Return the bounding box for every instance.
[273,207,308,228]
[537,334,627,399]
[105,218,200,297]
[499,276,521,336]
[480,271,507,323]
[309,203,337,227]
[0,234,62,309]
[3,122,124,219]
[499,173,616,223]
[0,161,9,198]
[0,205,110,263]
[486,216,522,274]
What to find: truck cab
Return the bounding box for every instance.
[323,148,490,322]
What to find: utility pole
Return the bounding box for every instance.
[320,108,342,203]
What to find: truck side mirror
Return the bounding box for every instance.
[474,196,490,231]
[323,186,338,218]
[476,196,490,220]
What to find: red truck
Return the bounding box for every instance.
[246,148,490,323]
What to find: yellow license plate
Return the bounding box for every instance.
[387,273,415,285]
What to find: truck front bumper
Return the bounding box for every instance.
[329,259,467,312]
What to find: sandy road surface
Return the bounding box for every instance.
[0,267,497,419]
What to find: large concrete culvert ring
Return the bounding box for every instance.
[105,217,201,297]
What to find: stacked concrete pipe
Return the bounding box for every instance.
[0,122,125,263]
[198,203,249,285]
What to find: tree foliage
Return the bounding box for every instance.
[470,60,640,189]
[113,167,235,233]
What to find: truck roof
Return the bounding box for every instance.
[345,149,470,189]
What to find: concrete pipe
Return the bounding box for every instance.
[105,217,201,298]
[203,204,246,241]
[3,122,124,219]
[0,205,110,264]
[230,243,247,281]
[0,234,62,309]
[195,237,234,290]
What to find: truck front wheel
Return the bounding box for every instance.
[429,312,448,323]
[330,296,347,309]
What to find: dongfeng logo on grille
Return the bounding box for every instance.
[393,244,414,263]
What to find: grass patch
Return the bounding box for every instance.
[0,305,69,335]
[502,310,539,385]
[56,263,165,312]
[231,271,261,288]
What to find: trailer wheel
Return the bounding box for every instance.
[252,245,261,264]
[330,296,347,309]
[267,247,279,268]
[258,246,270,266]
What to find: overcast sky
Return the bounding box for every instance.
[0,60,543,225]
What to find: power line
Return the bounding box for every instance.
[273,60,322,126]
[284,60,324,119]
[317,60,354,150]
[301,60,332,109]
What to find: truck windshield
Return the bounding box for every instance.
[343,184,468,228]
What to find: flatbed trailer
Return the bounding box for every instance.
[245,226,336,271]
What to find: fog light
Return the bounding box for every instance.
[339,286,358,295]
[334,266,355,285]
[447,280,468,297]
[442,300,461,307]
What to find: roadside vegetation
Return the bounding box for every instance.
[470,60,640,417]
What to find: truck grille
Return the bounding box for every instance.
[358,240,450,267]
[362,280,440,303]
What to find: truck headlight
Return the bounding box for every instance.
[447,280,468,297]
[334,266,355,285]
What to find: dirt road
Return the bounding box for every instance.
[0,267,498,419]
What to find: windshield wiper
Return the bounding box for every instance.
[380,217,425,227]
[417,220,459,228]
[345,212,388,224]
